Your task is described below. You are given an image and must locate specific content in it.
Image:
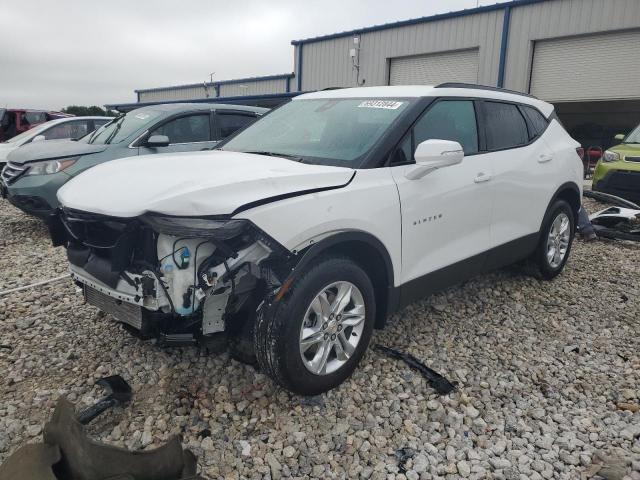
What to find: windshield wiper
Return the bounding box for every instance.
[103,117,125,145]
[88,115,123,144]
[242,150,305,163]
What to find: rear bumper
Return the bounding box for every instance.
[592,169,640,205]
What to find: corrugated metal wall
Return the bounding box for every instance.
[504,0,640,93]
[298,9,504,91]
[139,85,208,102]
[138,78,289,103]
[218,78,289,97]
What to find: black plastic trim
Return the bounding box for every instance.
[437,82,539,100]
[282,230,396,328]
[548,181,582,218]
[392,232,539,311]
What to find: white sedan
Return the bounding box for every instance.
[0,116,111,168]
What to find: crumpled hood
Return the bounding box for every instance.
[6,139,108,164]
[58,150,355,217]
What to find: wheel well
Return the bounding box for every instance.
[320,240,391,329]
[554,186,581,222]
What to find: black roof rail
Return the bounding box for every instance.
[435,83,539,100]
[320,87,345,91]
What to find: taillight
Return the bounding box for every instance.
[576,147,585,160]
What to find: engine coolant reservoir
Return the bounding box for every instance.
[157,236,216,315]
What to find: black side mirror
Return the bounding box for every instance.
[145,134,170,147]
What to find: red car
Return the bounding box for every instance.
[0,108,73,142]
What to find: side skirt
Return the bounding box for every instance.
[391,232,539,312]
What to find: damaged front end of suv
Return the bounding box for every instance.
[48,208,293,346]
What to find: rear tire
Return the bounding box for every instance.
[532,199,575,280]
[254,256,375,395]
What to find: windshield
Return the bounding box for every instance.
[88,109,162,145]
[221,98,413,166]
[623,124,640,144]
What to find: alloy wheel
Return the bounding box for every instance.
[299,281,366,375]
[546,212,571,268]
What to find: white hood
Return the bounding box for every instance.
[0,143,17,161]
[57,150,354,217]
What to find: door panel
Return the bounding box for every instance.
[487,140,555,247]
[391,99,493,285]
[480,101,555,247]
[392,156,493,285]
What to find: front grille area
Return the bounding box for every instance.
[624,156,640,163]
[1,161,29,185]
[84,285,143,330]
[61,208,135,248]
[608,170,640,190]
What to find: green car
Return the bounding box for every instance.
[593,124,640,204]
[0,103,266,219]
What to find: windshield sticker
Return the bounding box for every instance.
[358,100,404,110]
[134,113,151,120]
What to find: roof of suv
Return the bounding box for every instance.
[297,85,553,116]
[135,103,269,115]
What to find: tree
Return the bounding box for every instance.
[61,105,118,117]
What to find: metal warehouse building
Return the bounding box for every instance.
[114,0,640,149]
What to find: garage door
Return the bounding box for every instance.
[389,49,479,86]
[530,30,640,102]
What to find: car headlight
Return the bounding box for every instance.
[141,215,249,239]
[25,156,79,176]
[602,150,620,163]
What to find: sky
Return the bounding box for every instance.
[0,0,505,110]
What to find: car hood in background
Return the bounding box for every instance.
[57,150,354,217]
[0,142,18,161]
[6,139,109,164]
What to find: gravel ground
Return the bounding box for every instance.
[0,197,639,480]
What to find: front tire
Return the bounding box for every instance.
[532,199,575,280]
[254,256,376,395]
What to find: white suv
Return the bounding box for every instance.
[49,85,583,395]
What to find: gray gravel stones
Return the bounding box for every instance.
[1,197,640,479]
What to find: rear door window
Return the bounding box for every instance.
[216,112,257,139]
[151,114,211,144]
[92,119,110,130]
[483,102,529,150]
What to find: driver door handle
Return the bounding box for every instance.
[474,172,492,183]
[538,153,554,163]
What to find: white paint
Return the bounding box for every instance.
[60,86,578,295]
[57,150,354,217]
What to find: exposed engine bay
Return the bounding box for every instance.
[47,208,293,344]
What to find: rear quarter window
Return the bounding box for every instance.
[521,105,549,140]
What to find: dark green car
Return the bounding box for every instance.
[593,124,640,204]
[0,103,267,218]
